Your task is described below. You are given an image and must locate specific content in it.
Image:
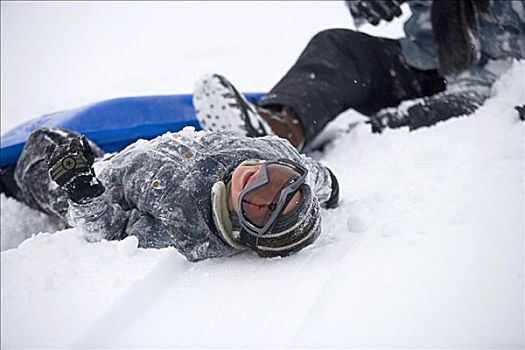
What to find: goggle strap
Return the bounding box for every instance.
[239,227,259,250]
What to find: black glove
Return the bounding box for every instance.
[369,89,489,133]
[348,0,405,26]
[324,168,340,209]
[46,136,104,204]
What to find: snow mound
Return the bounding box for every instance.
[1,194,64,251]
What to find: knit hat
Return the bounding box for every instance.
[232,184,321,258]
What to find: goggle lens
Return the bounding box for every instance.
[240,163,303,228]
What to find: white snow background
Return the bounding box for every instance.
[1,1,524,348]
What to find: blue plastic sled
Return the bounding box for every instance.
[0,93,264,168]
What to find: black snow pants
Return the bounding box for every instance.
[259,29,446,145]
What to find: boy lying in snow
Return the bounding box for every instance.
[14,119,339,261]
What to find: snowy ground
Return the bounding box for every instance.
[1,2,524,348]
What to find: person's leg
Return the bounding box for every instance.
[259,29,446,145]
[14,128,104,221]
[193,74,308,150]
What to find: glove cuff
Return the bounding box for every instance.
[66,176,105,204]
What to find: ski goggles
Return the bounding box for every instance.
[237,158,308,236]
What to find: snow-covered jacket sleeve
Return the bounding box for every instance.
[67,195,129,242]
[66,136,241,261]
[67,190,234,260]
[68,196,233,261]
[63,144,160,243]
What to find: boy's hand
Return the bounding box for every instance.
[348,0,405,26]
[46,136,104,204]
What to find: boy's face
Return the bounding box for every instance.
[229,163,302,214]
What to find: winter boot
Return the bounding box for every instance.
[256,105,306,150]
[369,88,490,133]
[193,74,274,138]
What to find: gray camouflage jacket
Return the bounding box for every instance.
[68,130,333,261]
[347,0,525,85]
[400,0,525,84]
